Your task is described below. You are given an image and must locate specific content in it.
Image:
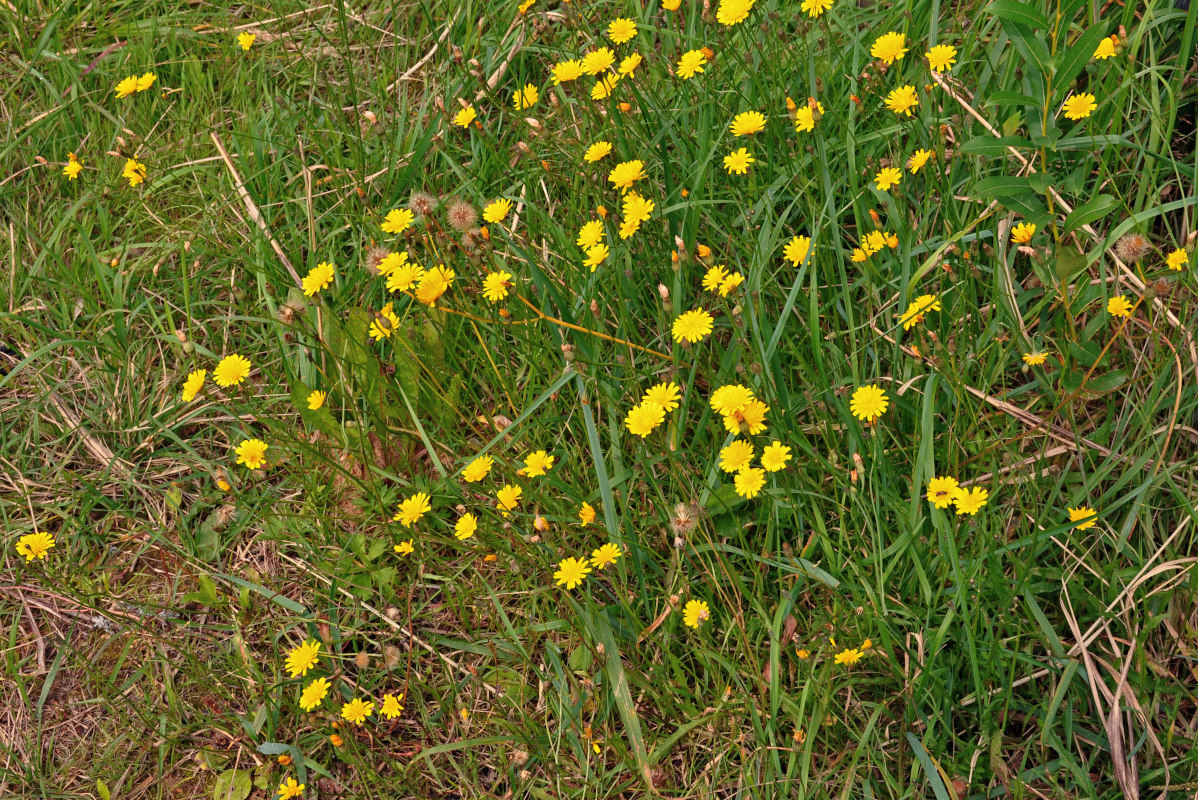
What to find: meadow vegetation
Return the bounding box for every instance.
[2,0,1198,797]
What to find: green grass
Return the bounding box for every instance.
[2,0,1198,798]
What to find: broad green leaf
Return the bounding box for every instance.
[990,0,1049,29]
[212,769,252,800]
[1087,370,1128,394]
[1064,193,1119,234]
[1054,245,1087,282]
[999,19,1052,80]
[971,176,1034,198]
[1053,25,1110,96]
[958,135,1033,156]
[96,779,111,800]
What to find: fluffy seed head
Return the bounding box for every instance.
[409,191,437,217]
[1114,233,1152,263]
[446,200,478,231]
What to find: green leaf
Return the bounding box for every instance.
[1087,370,1128,394]
[989,0,1049,29]
[958,135,1033,156]
[1064,193,1119,234]
[1053,25,1110,95]
[96,779,111,800]
[255,742,292,756]
[1054,245,1087,282]
[212,769,252,800]
[182,574,221,606]
[999,19,1052,80]
[982,91,1040,108]
[971,176,1033,199]
[586,609,653,789]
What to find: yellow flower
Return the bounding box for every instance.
[135,72,157,92]
[620,190,653,226]
[663,0,682,8]
[834,647,863,666]
[455,513,478,541]
[496,484,522,514]
[584,141,613,163]
[453,105,477,127]
[607,17,637,44]
[341,697,375,725]
[1093,35,1118,60]
[591,74,621,100]
[513,83,539,110]
[285,639,321,678]
[642,381,681,412]
[618,52,643,77]
[927,476,961,509]
[730,111,767,137]
[369,302,400,340]
[871,31,908,64]
[114,75,139,98]
[394,539,414,556]
[625,402,665,437]
[925,44,957,72]
[577,220,605,249]
[702,264,729,291]
[518,0,535,13]
[386,262,425,293]
[851,247,868,262]
[483,198,513,223]
[482,270,513,303]
[794,102,823,133]
[1166,248,1188,271]
[523,450,555,477]
[123,158,147,187]
[382,208,415,234]
[723,398,769,436]
[580,502,596,525]
[862,230,887,255]
[907,149,933,173]
[716,0,755,26]
[238,32,256,51]
[874,167,902,192]
[682,599,710,628]
[380,693,405,720]
[554,556,592,589]
[1106,295,1133,317]
[676,49,707,80]
[462,455,494,482]
[416,265,454,306]
[801,0,833,17]
[590,543,622,570]
[235,439,268,470]
[1022,351,1048,366]
[551,59,583,84]
[710,384,755,417]
[16,532,56,562]
[1061,93,1097,121]
[1010,222,1036,244]
[181,369,206,402]
[582,47,616,75]
[900,294,940,330]
[723,147,755,175]
[583,243,610,271]
[783,235,811,266]
[307,390,326,410]
[63,153,83,180]
[277,778,304,800]
[299,677,330,711]
[719,440,755,473]
[672,308,714,344]
[734,466,766,498]
[394,492,432,527]
[954,486,989,515]
[1068,506,1098,530]
[302,261,335,297]
[608,159,645,192]
[849,384,888,423]
[377,251,406,276]
[884,85,919,116]
[760,441,792,472]
[213,354,251,387]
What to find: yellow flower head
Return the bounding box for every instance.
[496,484,522,514]
[783,235,811,266]
[682,599,710,628]
[723,147,755,175]
[672,308,714,344]
[703,264,730,291]
[1093,35,1118,60]
[63,153,83,180]
[625,402,665,437]
[299,677,330,711]
[114,75,139,98]
[380,692,405,720]
[1165,248,1188,271]
[619,52,643,77]
[523,449,555,477]
[369,302,400,340]
[577,220,605,249]
[900,294,940,330]
[483,198,513,223]
[123,158,147,187]
[1010,222,1037,244]
[394,492,432,527]
[801,0,834,18]
[926,44,957,72]
[307,390,326,410]
[607,17,637,44]
[415,265,454,306]
[871,31,908,64]
[907,149,933,174]
[608,159,645,192]
[761,441,792,472]
[513,83,539,110]
[591,543,622,570]
[716,0,755,26]
[1068,506,1098,530]
[394,539,414,556]
[453,105,477,127]
[386,261,425,293]
[850,384,889,423]
[1106,295,1134,317]
[136,72,156,92]
[551,59,584,84]
[591,73,621,100]
[584,141,613,163]
[884,85,919,116]
[302,261,335,297]
[213,354,252,387]
[730,111,767,137]
[277,778,305,800]
[182,369,206,402]
[482,270,513,303]
[954,486,989,515]
[834,647,863,666]
[676,49,707,80]
[462,455,494,482]
[719,440,755,473]
[1061,93,1097,121]
[583,242,610,271]
[235,438,268,470]
[874,167,902,192]
[723,398,769,435]
[455,513,478,541]
[1022,351,1048,366]
[16,532,56,562]
[582,47,616,75]
[341,697,375,725]
[734,466,766,498]
[927,476,961,509]
[794,101,824,133]
[554,556,592,589]
[710,384,755,417]
[285,639,321,678]
[238,32,256,51]
[382,208,415,234]
[580,502,597,525]
[642,381,681,412]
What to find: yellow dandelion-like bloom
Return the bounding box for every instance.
[716,0,755,26]
[551,59,584,84]
[483,198,513,223]
[591,543,621,570]
[663,0,681,8]
[884,85,919,116]
[608,159,645,192]
[123,157,147,187]
[303,389,327,411]
[577,220,605,249]
[926,44,957,72]
[801,0,833,18]
[682,599,710,628]
[1010,222,1036,244]
[849,384,888,423]
[554,557,592,589]
[302,261,335,297]
[591,73,621,100]
[730,111,767,137]
[582,47,616,75]
[63,153,83,180]
[496,484,522,514]
[415,265,454,306]
[643,382,681,412]
[723,147,754,175]
[676,49,707,79]
[453,105,477,127]
[1061,93,1097,121]
[672,308,714,344]
[734,466,766,498]
[760,441,792,472]
[871,31,908,64]
[482,270,513,303]
[181,369,206,402]
[783,235,811,266]
[927,476,961,509]
[580,502,597,525]
[213,354,252,387]
[625,402,665,437]
[851,247,868,262]
[135,72,156,92]
[235,439,268,470]
[386,262,425,293]
[723,398,769,435]
[285,639,321,678]
[834,647,863,666]
[523,450,555,477]
[862,229,887,255]
[394,539,414,556]
[710,384,755,417]
[369,302,400,340]
[277,778,304,800]
[900,294,940,330]
[394,492,432,527]
[1068,506,1098,530]
[794,102,824,133]
[954,486,989,515]
[454,513,478,541]
[380,692,405,720]
[1107,295,1134,317]
[874,167,902,192]
[341,697,375,725]
[377,250,407,276]
[299,677,330,711]
[16,532,56,562]
[1022,351,1048,366]
[513,83,539,110]
[584,141,613,163]
[702,264,730,291]
[607,17,637,44]
[907,149,933,173]
[114,75,139,98]
[1093,35,1118,60]
[620,190,654,225]
[718,440,755,473]
[618,52,643,77]
[238,32,256,51]
[382,208,415,234]
[583,242,610,271]
[1166,248,1188,271]
[462,455,494,482]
